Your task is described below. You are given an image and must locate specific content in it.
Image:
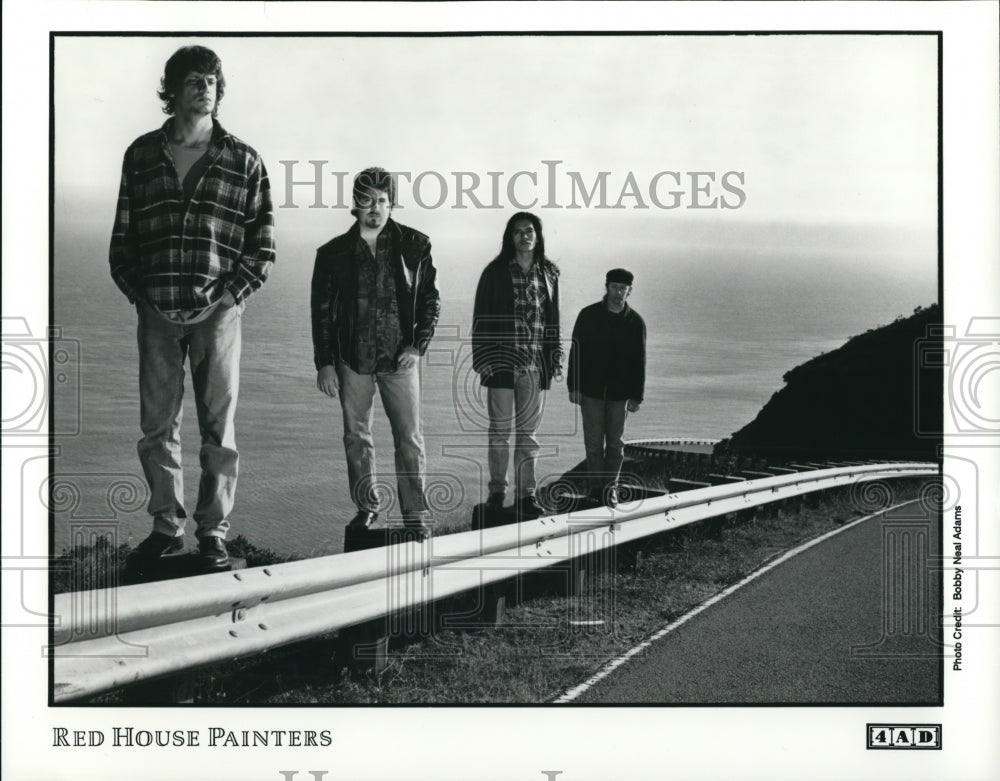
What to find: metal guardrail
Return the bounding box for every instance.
[51,461,938,702]
[623,437,721,459]
[624,437,722,447]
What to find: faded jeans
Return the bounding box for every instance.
[487,368,543,498]
[336,361,428,517]
[136,298,242,540]
[580,395,628,493]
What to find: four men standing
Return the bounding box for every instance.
[111,46,649,559]
[110,45,275,569]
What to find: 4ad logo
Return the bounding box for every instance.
[867,724,942,750]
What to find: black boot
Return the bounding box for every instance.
[519,495,544,519]
[129,532,184,561]
[198,536,230,569]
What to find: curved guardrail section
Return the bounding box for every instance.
[51,461,938,702]
[624,437,722,446]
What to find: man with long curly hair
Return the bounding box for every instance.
[110,45,275,570]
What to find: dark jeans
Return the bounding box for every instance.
[580,395,628,494]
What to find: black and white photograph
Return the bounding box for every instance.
[2,2,998,780]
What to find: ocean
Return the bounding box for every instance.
[52,222,935,556]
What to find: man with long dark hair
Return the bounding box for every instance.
[311,167,440,539]
[472,212,561,519]
[110,45,275,570]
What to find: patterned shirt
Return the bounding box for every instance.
[508,258,548,371]
[356,229,404,374]
[109,118,275,313]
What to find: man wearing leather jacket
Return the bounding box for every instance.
[311,167,441,537]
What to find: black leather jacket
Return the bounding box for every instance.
[310,219,440,371]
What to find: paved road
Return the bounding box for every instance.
[574,502,943,704]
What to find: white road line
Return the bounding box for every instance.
[552,499,922,704]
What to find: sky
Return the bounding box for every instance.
[53,33,938,274]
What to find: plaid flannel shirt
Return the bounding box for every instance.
[509,258,548,371]
[109,119,275,312]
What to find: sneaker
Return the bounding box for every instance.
[485,492,505,511]
[130,532,184,560]
[607,485,620,508]
[198,536,230,569]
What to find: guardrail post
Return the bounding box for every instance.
[615,539,642,571]
[667,478,720,535]
[740,472,781,520]
[788,465,824,510]
[566,528,614,632]
[121,673,197,705]
[338,529,433,674]
[438,574,511,630]
[483,582,507,626]
[783,496,804,515]
[756,497,777,519]
[762,468,796,516]
[568,558,588,597]
[338,617,390,675]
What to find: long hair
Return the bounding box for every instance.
[157,46,226,117]
[495,211,548,265]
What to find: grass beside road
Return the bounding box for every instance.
[191,475,933,705]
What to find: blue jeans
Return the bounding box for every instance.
[487,368,543,498]
[336,361,428,517]
[580,395,628,494]
[136,299,242,539]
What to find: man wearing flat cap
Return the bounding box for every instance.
[567,269,646,506]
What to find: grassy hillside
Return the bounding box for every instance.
[723,304,942,463]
